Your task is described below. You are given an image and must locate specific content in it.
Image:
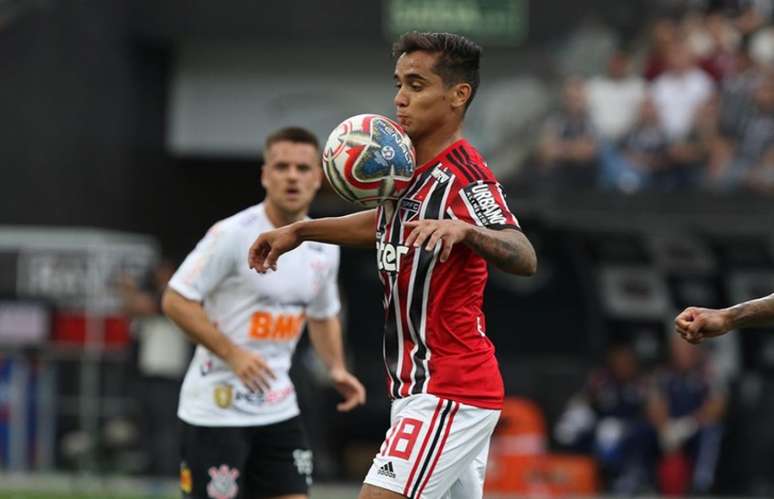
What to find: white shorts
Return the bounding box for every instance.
[363,394,500,499]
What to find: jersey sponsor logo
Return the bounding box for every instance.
[377,241,409,273]
[462,183,507,226]
[214,383,234,409]
[430,166,450,183]
[293,449,314,486]
[249,311,305,341]
[180,462,193,494]
[377,461,397,479]
[206,464,239,499]
[234,385,294,406]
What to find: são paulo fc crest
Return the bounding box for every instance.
[207,464,240,499]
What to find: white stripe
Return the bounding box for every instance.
[459,184,487,226]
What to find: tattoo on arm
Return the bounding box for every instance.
[729,293,774,329]
[464,227,536,275]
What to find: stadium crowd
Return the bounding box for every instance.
[530,0,774,194]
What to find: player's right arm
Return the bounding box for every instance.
[162,289,275,392]
[675,292,774,343]
[248,209,376,272]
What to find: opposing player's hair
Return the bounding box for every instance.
[392,31,482,110]
[264,127,320,152]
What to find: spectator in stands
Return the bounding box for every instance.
[644,17,680,81]
[685,10,740,81]
[555,340,651,494]
[647,336,726,495]
[537,77,599,190]
[599,94,669,192]
[709,71,774,189]
[587,50,647,144]
[651,41,715,142]
[118,259,189,476]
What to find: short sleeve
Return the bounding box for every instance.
[168,222,236,301]
[446,180,521,231]
[305,246,341,320]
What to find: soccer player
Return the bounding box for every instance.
[248,33,537,499]
[675,292,774,344]
[162,127,366,499]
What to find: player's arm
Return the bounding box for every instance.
[404,220,537,276]
[249,209,376,272]
[675,292,774,343]
[463,226,537,275]
[161,288,275,392]
[307,316,366,412]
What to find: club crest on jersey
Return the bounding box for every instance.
[399,198,421,222]
[180,462,193,494]
[377,241,409,273]
[461,182,508,226]
[207,464,240,499]
[214,383,233,408]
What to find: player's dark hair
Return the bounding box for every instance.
[265,127,320,152]
[392,31,482,110]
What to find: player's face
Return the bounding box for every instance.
[261,141,321,216]
[393,51,463,141]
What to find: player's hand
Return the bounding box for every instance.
[329,367,366,412]
[224,346,276,393]
[674,306,732,344]
[248,225,301,273]
[404,219,470,263]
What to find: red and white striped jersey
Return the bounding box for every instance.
[375,139,521,410]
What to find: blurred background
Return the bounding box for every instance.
[2,0,774,497]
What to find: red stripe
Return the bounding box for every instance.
[402,399,444,496]
[416,402,460,498]
[381,420,399,456]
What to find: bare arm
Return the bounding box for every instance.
[464,227,538,276]
[404,219,537,276]
[307,316,366,412]
[675,293,774,343]
[161,288,275,391]
[249,209,376,272]
[725,293,774,328]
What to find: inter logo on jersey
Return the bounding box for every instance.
[377,241,409,273]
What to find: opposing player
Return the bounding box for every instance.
[675,292,774,344]
[162,127,366,499]
[248,33,537,499]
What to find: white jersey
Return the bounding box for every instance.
[169,203,340,427]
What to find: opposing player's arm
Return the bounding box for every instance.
[249,209,376,272]
[307,316,366,412]
[161,288,275,392]
[675,292,774,343]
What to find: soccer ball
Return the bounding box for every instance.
[322,114,416,208]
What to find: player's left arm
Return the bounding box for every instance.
[405,178,537,275]
[307,316,366,412]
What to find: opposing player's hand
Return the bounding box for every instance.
[674,306,732,344]
[404,219,470,263]
[330,367,366,412]
[248,225,301,273]
[225,346,276,393]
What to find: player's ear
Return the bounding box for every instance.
[260,162,268,189]
[313,159,323,190]
[450,82,472,111]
